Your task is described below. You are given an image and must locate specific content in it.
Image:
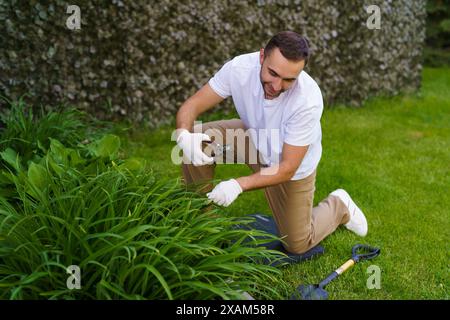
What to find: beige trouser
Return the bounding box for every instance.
[181,119,350,254]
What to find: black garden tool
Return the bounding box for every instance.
[290,244,380,300]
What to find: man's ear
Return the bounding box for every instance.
[259,48,264,65]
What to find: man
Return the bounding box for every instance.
[175,31,368,254]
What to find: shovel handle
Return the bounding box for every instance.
[318,244,380,288]
[318,258,355,288]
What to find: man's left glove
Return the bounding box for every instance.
[206,179,243,207]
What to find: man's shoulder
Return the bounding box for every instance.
[298,70,320,92]
[229,51,259,69]
[295,71,322,103]
[285,71,323,114]
[219,52,259,87]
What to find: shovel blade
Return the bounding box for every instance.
[290,284,329,300]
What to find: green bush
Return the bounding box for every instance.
[0,142,287,299]
[0,97,112,200]
[0,96,108,168]
[0,100,289,299]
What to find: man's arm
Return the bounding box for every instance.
[236,143,309,191]
[176,83,225,134]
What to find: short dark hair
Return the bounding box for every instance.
[264,31,310,66]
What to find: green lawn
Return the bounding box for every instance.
[118,68,449,299]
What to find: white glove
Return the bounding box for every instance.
[207,179,243,207]
[176,129,214,166]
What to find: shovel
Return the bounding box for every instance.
[290,244,380,300]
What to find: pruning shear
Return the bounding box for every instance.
[204,140,231,161]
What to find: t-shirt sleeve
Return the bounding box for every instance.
[208,59,233,99]
[283,91,323,146]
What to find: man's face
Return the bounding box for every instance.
[259,47,305,100]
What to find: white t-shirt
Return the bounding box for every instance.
[208,51,324,180]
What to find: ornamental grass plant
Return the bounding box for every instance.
[0,99,290,300]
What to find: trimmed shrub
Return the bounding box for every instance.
[0,1,426,127]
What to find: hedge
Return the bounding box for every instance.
[0,0,426,127]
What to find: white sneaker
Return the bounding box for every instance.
[330,189,368,237]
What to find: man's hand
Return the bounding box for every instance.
[177,129,214,166]
[207,179,243,207]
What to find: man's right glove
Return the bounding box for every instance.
[176,129,215,166]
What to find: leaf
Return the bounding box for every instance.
[49,138,68,164]
[0,148,21,172]
[0,170,14,184]
[46,154,65,177]
[118,158,145,172]
[27,162,48,190]
[67,149,85,167]
[90,134,121,158]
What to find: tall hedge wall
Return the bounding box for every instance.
[0,1,426,127]
[425,0,450,67]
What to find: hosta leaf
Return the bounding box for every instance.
[119,158,145,172]
[89,134,120,159]
[49,138,68,164]
[27,162,48,190]
[0,148,21,172]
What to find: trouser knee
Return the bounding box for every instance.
[282,238,313,255]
